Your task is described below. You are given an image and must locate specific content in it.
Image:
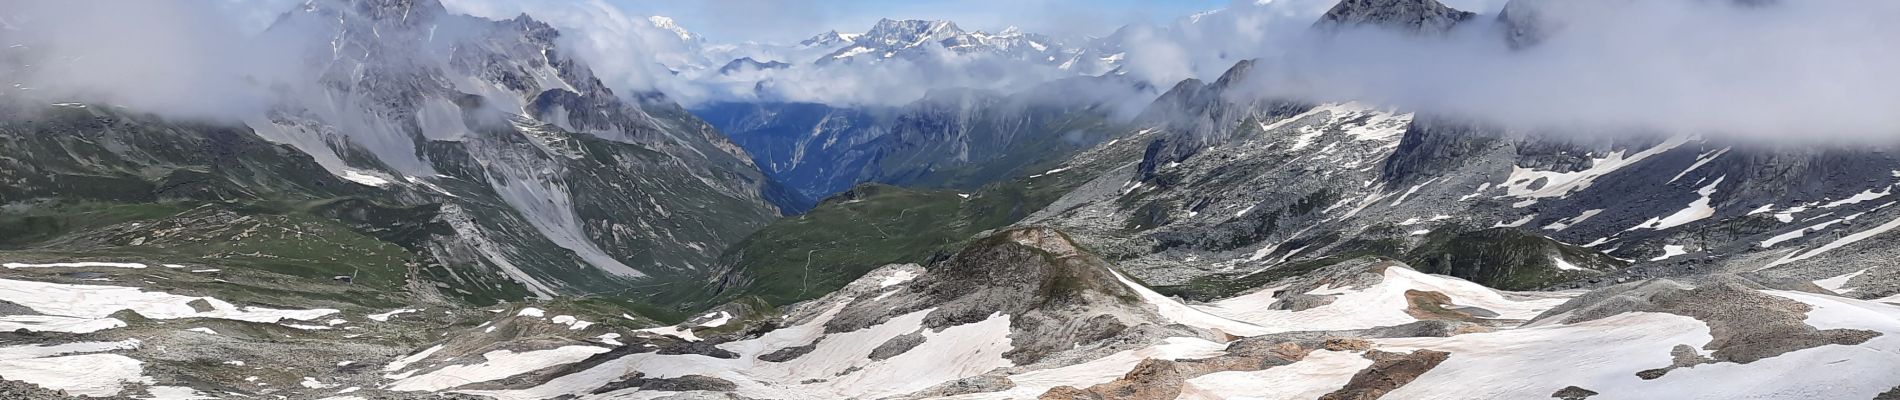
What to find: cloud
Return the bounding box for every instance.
[0,0,311,121]
[7,0,1890,144]
[443,0,701,97]
[1228,0,1900,142]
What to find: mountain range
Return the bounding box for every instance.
[0,0,1896,399]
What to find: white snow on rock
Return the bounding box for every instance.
[635,325,702,342]
[1642,291,1900,399]
[1813,269,1870,294]
[1370,291,1900,399]
[878,269,920,288]
[1109,269,1278,337]
[0,340,142,360]
[340,170,393,187]
[0,278,336,333]
[1759,226,1814,248]
[1650,245,1689,261]
[1542,209,1604,231]
[1667,147,1730,184]
[4,261,147,269]
[462,306,1015,400]
[382,344,445,374]
[1177,349,1373,400]
[1765,212,1900,269]
[301,376,335,389]
[1629,176,1724,231]
[1550,255,1586,271]
[1493,215,1535,228]
[1821,187,1892,209]
[143,385,214,399]
[0,340,150,397]
[389,346,612,392]
[280,323,333,330]
[1500,136,1688,200]
[0,314,126,333]
[367,308,419,322]
[546,315,594,330]
[945,337,1226,399]
[697,311,733,328]
[1376,312,1713,399]
[186,327,218,335]
[1190,266,1572,335]
[516,307,546,318]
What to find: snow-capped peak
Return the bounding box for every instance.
[861,18,965,47]
[647,15,700,42]
[800,30,861,48]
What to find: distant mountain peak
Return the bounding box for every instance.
[815,18,1077,66]
[648,15,701,42]
[718,57,790,75]
[862,18,966,47]
[800,30,861,48]
[1313,0,1476,34]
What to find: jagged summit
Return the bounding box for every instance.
[799,30,861,48]
[648,15,702,42]
[1313,0,1477,34]
[814,18,1075,66]
[861,18,965,47]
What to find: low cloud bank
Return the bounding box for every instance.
[1230,0,1900,142]
[7,0,1895,142]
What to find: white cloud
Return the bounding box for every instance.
[1231,0,1900,141]
[0,0,311,121]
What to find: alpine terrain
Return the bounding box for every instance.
[2,0,1897,399]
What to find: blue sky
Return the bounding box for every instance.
[602,0,1233,42]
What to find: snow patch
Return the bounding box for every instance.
[1500,136,1688,199]
[1628,176,1724,231]
[367,308,418,322]
[388,346,609,392]
[3,261,146,269]
[0,278,336,333]
[1650,245,1689,261]
[340,170,392,187]
[1813,269,1868,294]
[1550,255,1586,271]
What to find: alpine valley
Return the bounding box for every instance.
[1,0,1897,399]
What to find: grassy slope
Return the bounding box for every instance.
[678,129,1153,312]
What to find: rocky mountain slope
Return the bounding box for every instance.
[0,0,787,307]
[697,75,1147,203]
[814,19,1078,68]
[3,0,1898,398]
[9,226,1887,398]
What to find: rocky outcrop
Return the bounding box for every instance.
[1314,0,1477,34]
[1541,276,1882,363]
[1318,349,1452,400]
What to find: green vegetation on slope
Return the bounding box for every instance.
[679,129,1155,311]
[1402,227,1626,291]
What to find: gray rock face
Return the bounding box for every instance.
[815,19,1078,67]
[1,0,787,300]
[1552,386,1601,400]
[699,75,1140,202]
[1314,0,1477,34]
[0,379,77,400]
[1540,275,1882,364]
[1500,0,1776,48]
[867,332,927,360]
[1018,49,1900,298]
